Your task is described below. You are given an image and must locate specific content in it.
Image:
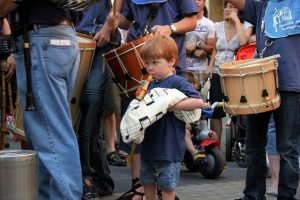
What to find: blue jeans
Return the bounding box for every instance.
[243,92,300,200]
[140,160,181,191]
[15,26,82,200]
[77,45,115,192]
[266,115,279,156]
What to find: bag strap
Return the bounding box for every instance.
[133,3,160,36]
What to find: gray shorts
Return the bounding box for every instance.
[103,79,121,116]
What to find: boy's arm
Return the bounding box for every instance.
[225,0,246,11]
[169,98,209,111]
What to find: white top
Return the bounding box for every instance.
[186,17,215,71]
[214,21,253,72]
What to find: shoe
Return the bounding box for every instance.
[106,151,127,166]
[266,187,278,196]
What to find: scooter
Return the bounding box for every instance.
[183,102,225,179]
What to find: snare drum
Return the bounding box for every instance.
[104,33,153,98]
[219,58,281,115]
[9,33,96,142]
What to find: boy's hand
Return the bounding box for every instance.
[201,102,211,110]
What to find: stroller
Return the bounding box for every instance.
[225,43,256,168]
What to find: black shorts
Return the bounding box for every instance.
[210,73,226,118]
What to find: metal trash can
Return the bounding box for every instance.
[0,150,38,200]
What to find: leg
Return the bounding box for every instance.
[16,27,82,199]
[242,112,271,200]
[266,115,279,196]
[274,92,300,199]
[144,184,157,200]
[211,118,222,141]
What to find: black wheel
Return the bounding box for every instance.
[183,150,200,172]
[234,139,248,168]
[225,127,232,161]
[199,147,224,179]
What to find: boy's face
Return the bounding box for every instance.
[144,58,175,81]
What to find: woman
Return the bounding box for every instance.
[206,1,253,141]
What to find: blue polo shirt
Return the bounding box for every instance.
[243,0,300,92]
[122,0,198,75]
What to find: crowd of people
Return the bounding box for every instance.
[0,0,299,200]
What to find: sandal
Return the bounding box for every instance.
[157,189,180,200]
[116,178,145,200]
[82,177,99,200]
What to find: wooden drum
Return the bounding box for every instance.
[104,33,153,98]
[219,56,281,115]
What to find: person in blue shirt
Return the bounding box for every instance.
[228,0,300,200]
[138,34,209,200]
[75,1,125,198]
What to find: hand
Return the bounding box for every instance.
[186,41,196,55]
[151,25,172,36]
[93,13,120,47]
[205,66,213,78]
[194,49,207,59]
[228,12,239,24]
[5,54,15,80]
[201,102,211,110]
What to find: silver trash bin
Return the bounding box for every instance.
[0,150,38,200]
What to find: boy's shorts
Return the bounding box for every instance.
[140,160,181,191]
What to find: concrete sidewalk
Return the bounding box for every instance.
[100,161,300,200]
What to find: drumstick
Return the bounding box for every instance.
[229,54,281,69]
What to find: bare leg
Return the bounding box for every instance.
[268,155,280,190]
[185,129,198,156]
[161,189,175,200]
[211,118,222,141]
[144,184,157,200]
[102,112,117,154]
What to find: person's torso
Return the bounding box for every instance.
[122,0,198,74]
[243,0,300,92]
[214,21,252,67]
[141,75,200,162]
[26,0,71,24]
[187,17,215,71]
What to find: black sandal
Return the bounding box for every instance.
[116,178,145,200]
[157,189,180,200]
[82,177,99,200]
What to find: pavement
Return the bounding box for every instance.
[4,133,300,200]
[100,161,300,200]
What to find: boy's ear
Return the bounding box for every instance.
[169,56,176,67]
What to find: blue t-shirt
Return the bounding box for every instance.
[141,75,201,162]
[122,0,198,75]
[243,0,300,92]
[75,1,110,35]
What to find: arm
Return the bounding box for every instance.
[226,0,246,11]
[229,12,253,45]
[169,97,209,111]
[1,18,11,35]
[151,15,197,36]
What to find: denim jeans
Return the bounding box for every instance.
[77,45,115,191]
[15,26,82,200]
[243,92,300,200]
[266,114,279,156]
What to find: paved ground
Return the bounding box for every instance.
[100,161,300,200]
[4,133,300,200]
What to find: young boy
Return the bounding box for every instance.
[139,35,209,200]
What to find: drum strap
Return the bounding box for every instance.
[134,3,160,36]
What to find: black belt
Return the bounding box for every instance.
[27,20,73,31]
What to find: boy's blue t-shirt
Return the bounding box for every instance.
[140,75,201,162]
[122,0,198,75]
[243,0,300,92]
